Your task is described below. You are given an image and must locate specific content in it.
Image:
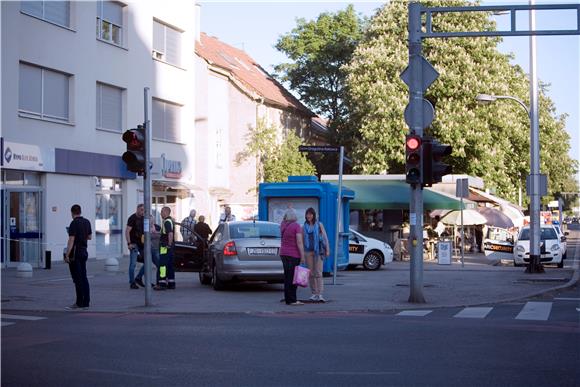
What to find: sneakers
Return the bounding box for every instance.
[130,282,139,289]
[65,304,80,310]
[153,285,166,291]
[134,278,145,287]
[288,301,304,306]
[167,283,176,290]
[317,295,326,303]
[309,295,319,302]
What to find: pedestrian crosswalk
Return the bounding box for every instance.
[1,313,47,327]
[395,300,580,322]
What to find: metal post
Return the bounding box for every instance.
[460,197,465,267]
[332,146,344,285]
[408,2,425,303]
[528,0,543,273]
[143,87,152,305]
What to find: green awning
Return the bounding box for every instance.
[322,179,467,210]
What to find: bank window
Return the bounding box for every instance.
[96,82,123,132]
[21,1,70,28]
[152,98,181,143]
[96,1,125,46]
[19,62,71,123]
[153,19,182,67]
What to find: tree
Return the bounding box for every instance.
[345,0,577,205]
[274,5,366,157]
[237,119,315,188]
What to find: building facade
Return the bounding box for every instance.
[1,0,197,267]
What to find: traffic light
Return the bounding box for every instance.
[122,125,145,174]
[422,137,452,187]
[405,134,422,185]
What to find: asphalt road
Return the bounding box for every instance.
[2,290,578,387]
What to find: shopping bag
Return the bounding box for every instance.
[292,265,310,287]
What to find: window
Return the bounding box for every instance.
[19,62,70,122]
[96,83,123,131]
[96,1,124,45]
[152,98,181,142]
[21,1,70,28]
[153,20,182,67]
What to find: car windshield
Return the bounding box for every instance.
[230,223,280,239]
[518,228,557,241]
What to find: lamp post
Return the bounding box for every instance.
[476,93,544,273]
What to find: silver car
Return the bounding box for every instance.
[201,221,283,290]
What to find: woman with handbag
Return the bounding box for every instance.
[280,208,306,305]
[303,207,330,302]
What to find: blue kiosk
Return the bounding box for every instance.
[258,176,355,273]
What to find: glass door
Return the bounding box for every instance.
[3,189,42,267]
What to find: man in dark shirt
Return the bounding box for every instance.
[125,204,144,289]
[194,215,213,242]
[65,204,92,310]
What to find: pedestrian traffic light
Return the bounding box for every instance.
[405,134,422,185]
[122,125,145,174]
[422,137,452,187]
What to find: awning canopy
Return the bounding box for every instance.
[321,176,469,210]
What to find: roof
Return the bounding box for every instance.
[196,32,313,116]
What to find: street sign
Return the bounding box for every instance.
[400,55,439,92]
[456,178,469,198]
[404,98,434,129]
[298,145,340,153]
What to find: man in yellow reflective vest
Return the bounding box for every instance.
[154,206,175,290]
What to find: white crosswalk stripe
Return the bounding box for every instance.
[515,302,553,321]
[1,313,47,327]
[454,307,493,319]
[396,310,433,317]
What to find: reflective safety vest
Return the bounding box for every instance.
[160,217,174,255]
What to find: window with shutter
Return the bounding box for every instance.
[96,83,123,131]
[152,98,182,142]
[96,1,124,46]
[152,19,182,67]
[21,1,70,28]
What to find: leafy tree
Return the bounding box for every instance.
[237,119,315,188]
[274,4,366,161]
[345,0,577,205]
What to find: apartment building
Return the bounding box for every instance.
[1,1,197,267]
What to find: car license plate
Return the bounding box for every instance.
[247,247,278,256]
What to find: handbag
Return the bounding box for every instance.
[293,265,310,287]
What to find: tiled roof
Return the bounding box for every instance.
[195,32,313,116]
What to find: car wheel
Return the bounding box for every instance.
[363,250,383,270]
[199,270,212,285]
[557,259,564,268]
[211,262,226,290]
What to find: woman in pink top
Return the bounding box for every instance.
[280,208,305,305]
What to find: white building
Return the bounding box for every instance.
[1,0,197,267]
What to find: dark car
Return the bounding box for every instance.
[200,221,283,290]
[173,223,208,273]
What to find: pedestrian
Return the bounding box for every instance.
[303,207,330,302]
[134,215,160,288]
[474,224,484,253]
[180,209,196,242]
[280,208,306,306]
[194,215,213,242]
[154,206,175,290]
[434,216,446,238]
[125,204,144,289]
[219,205,236,223]
[65,204,92,310]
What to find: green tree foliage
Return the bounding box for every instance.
[345,0,577,205]
[237,119,315,187]
[274,4,366,150]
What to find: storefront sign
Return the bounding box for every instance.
[151,154,182,179]
[1,140,55,172]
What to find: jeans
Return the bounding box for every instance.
[136,247,160,283]
[281,255,301,304]
[128,247,141,284]
[69,251,90,307]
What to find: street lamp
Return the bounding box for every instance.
[475,92,544,273]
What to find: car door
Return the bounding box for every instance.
[483,226,514,260]
[208,224,225,268]
[348,230,366,264]
[173,223,206,272]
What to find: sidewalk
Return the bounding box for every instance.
[2,251,577,314]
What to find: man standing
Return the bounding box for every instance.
[155,206,175,290]
[219,206,236,223]
[194,215,213,242]
[65,204,92,310]
[125,204,144,289]
[180,209,196,242]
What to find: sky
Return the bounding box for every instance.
[199,1,580,180]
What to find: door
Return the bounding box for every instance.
[483,226,514,261]
[2,189,43,267]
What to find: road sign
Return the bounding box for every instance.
[404,98,434,129]
[298,145,340,153]
[400,55,439,92]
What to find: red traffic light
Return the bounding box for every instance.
[406,135,421,151]
[122,126,145,150]
[122,125,146,174]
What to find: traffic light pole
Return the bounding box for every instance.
[143,87,152,306]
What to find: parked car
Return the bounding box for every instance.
[173,223,208,273]
[348,229,393,270]
[201,221,283,290]
[513,225,564,268]
[553,225,568,260]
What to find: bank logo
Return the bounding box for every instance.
[4,147,12,163]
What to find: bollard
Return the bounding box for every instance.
[16,263,33,278]
[104,257,119,272]
[45,250,52,270]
